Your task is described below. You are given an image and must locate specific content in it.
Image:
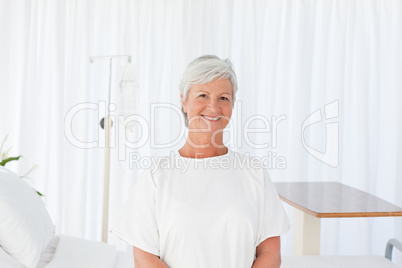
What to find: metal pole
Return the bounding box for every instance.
[90,55,131,243]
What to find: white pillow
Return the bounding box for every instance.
[0,166,55,268]
[0,247,24,268]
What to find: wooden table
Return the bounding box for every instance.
[274,182,402,255]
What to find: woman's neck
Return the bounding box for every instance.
[179,140,228,159]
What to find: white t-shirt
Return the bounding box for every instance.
[111,149,290,268]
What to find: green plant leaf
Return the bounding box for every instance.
[36,190,44,197]
[0,155,21,166]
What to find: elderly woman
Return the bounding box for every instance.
[111,55,290,268]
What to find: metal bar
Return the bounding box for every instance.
[90,55,131,63]
[90,55,131,243]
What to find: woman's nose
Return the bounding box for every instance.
[208,98,220,112]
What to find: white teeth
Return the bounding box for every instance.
[202,115,220,121]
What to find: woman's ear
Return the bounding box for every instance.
[181,94,187,113]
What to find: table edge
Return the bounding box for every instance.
[278,196,402,218]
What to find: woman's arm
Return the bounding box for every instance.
[251,236,281,268]
[133,246,169,268]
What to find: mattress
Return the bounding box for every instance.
[1,235,134,268]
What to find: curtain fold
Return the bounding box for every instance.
[1,0,401,262]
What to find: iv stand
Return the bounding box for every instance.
[90,55,132,243]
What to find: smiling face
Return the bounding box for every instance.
[181,78,233,134]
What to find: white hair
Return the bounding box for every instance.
[179,55,238,127]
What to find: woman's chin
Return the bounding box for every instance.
[188,124,225,134]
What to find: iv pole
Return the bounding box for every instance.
[90,55,131,243]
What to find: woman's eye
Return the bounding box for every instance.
[220,96,228,101]
[199,94,207,98]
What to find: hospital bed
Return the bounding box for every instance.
[0,166,133,268]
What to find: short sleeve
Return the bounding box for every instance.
[256,169,291,246]
[110,168,160,256]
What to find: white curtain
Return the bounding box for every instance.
[1,0,401,262]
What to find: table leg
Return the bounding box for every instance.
[293,209,321,255]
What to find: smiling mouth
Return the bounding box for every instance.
[201,115,221,121]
